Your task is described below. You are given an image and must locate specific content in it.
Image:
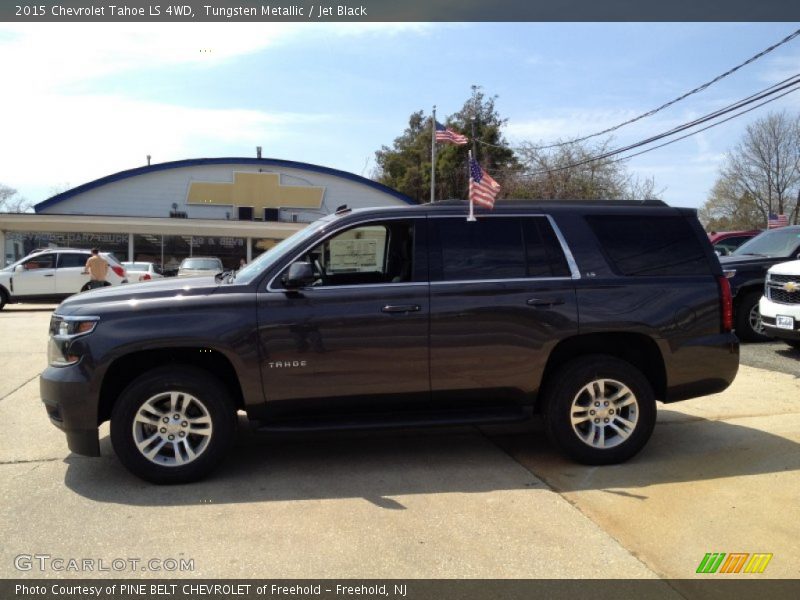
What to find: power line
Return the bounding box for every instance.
[477,27,800,152]
[503,74,800,179]
[606,87,800,167]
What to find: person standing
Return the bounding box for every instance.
[83,248,109,289]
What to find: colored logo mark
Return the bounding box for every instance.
[696,552,773,574]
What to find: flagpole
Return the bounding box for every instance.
[467,150,476,222]
[430,106,436,204]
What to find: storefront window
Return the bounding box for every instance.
[251,238,282,262]
[4,231,129,263]
[190,236,246,270]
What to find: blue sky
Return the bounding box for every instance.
[1,22,799,208]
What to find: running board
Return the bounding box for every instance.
[254,406,530,433]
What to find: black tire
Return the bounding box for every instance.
[735,290,770,343]
[110,366,236,484]
[543,355,657,465]
[786,340,800,351]
[0,288,7,310]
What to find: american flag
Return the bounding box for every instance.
[768,213,789,228]
[469,158,501,209]
[435,121,468,145]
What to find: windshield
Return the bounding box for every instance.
[732,227,800,257]
[181,258,221,270]
[235,215,338,285]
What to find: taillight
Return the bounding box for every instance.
[717,275,733,332]
[111,265,125,278]
[143,273,151,281]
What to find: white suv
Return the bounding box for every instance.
[760,259,800,350]
[0,248,127,310]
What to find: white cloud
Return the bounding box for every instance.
[0,22,432,199]
[0,22,434,91]
[1,91,329,189]
[505,108,692,146]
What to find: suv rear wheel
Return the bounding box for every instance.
[110,366,236,484]
[0,288,7,310]
[543,356,656,465]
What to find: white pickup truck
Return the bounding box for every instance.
[760,259,800,350]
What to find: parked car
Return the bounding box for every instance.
[0,248,127,310]
[760,259,800,350]
[719,226,800,341]
[708,230,760,256]
[41,200,739,483]
[177,256,223,277]
[122,261,163,282]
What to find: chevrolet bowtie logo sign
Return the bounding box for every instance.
[784,281,799,293]
[187,172,325,212]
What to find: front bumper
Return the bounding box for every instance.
[40,365,100,456]
[760,296,800,342]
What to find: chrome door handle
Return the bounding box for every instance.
[381,304,421,313]
[526,297,564,307]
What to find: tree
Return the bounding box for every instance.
[374,110,431,203]
[374,90,518,203]
[700,111,800,230]
[374,90,658,203]
[505,138,659,200]
[698,180,762,231]
[0,184,33,213]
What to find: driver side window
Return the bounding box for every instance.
[303,220,415,287]
[22,254,55,270]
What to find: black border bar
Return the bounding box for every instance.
[4,1,800,22]
[4,579,800,600]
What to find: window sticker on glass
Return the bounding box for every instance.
[330,238,379,272]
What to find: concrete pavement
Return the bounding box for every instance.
[1,303,798,584]
[0,305,659,579]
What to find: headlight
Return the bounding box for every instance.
[48,315,99,366]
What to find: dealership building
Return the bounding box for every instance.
[0,157,413,270]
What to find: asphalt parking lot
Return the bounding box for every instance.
[0,303,798,585]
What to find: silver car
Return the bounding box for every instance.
[177,256,223,278]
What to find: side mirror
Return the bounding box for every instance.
[282,262,315,289]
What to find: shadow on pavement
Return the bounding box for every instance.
[62,412,799,506]
[487,415,800,493]
[62,423,546,507]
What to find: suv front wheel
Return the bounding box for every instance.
[110,366,236,484]
[543,355,656,465]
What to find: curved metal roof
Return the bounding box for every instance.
[34,157,415,212]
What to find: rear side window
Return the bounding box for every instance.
[57,253,87,268]
[587,215,709,276]
[430,217,571,281]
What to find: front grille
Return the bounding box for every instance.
[768,286,800,304]
[769,274,796,284]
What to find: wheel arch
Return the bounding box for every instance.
[98,347,245,425]
[538,332,666,410]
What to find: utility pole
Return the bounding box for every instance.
[430,105,437,204]
[470,84,480,160]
